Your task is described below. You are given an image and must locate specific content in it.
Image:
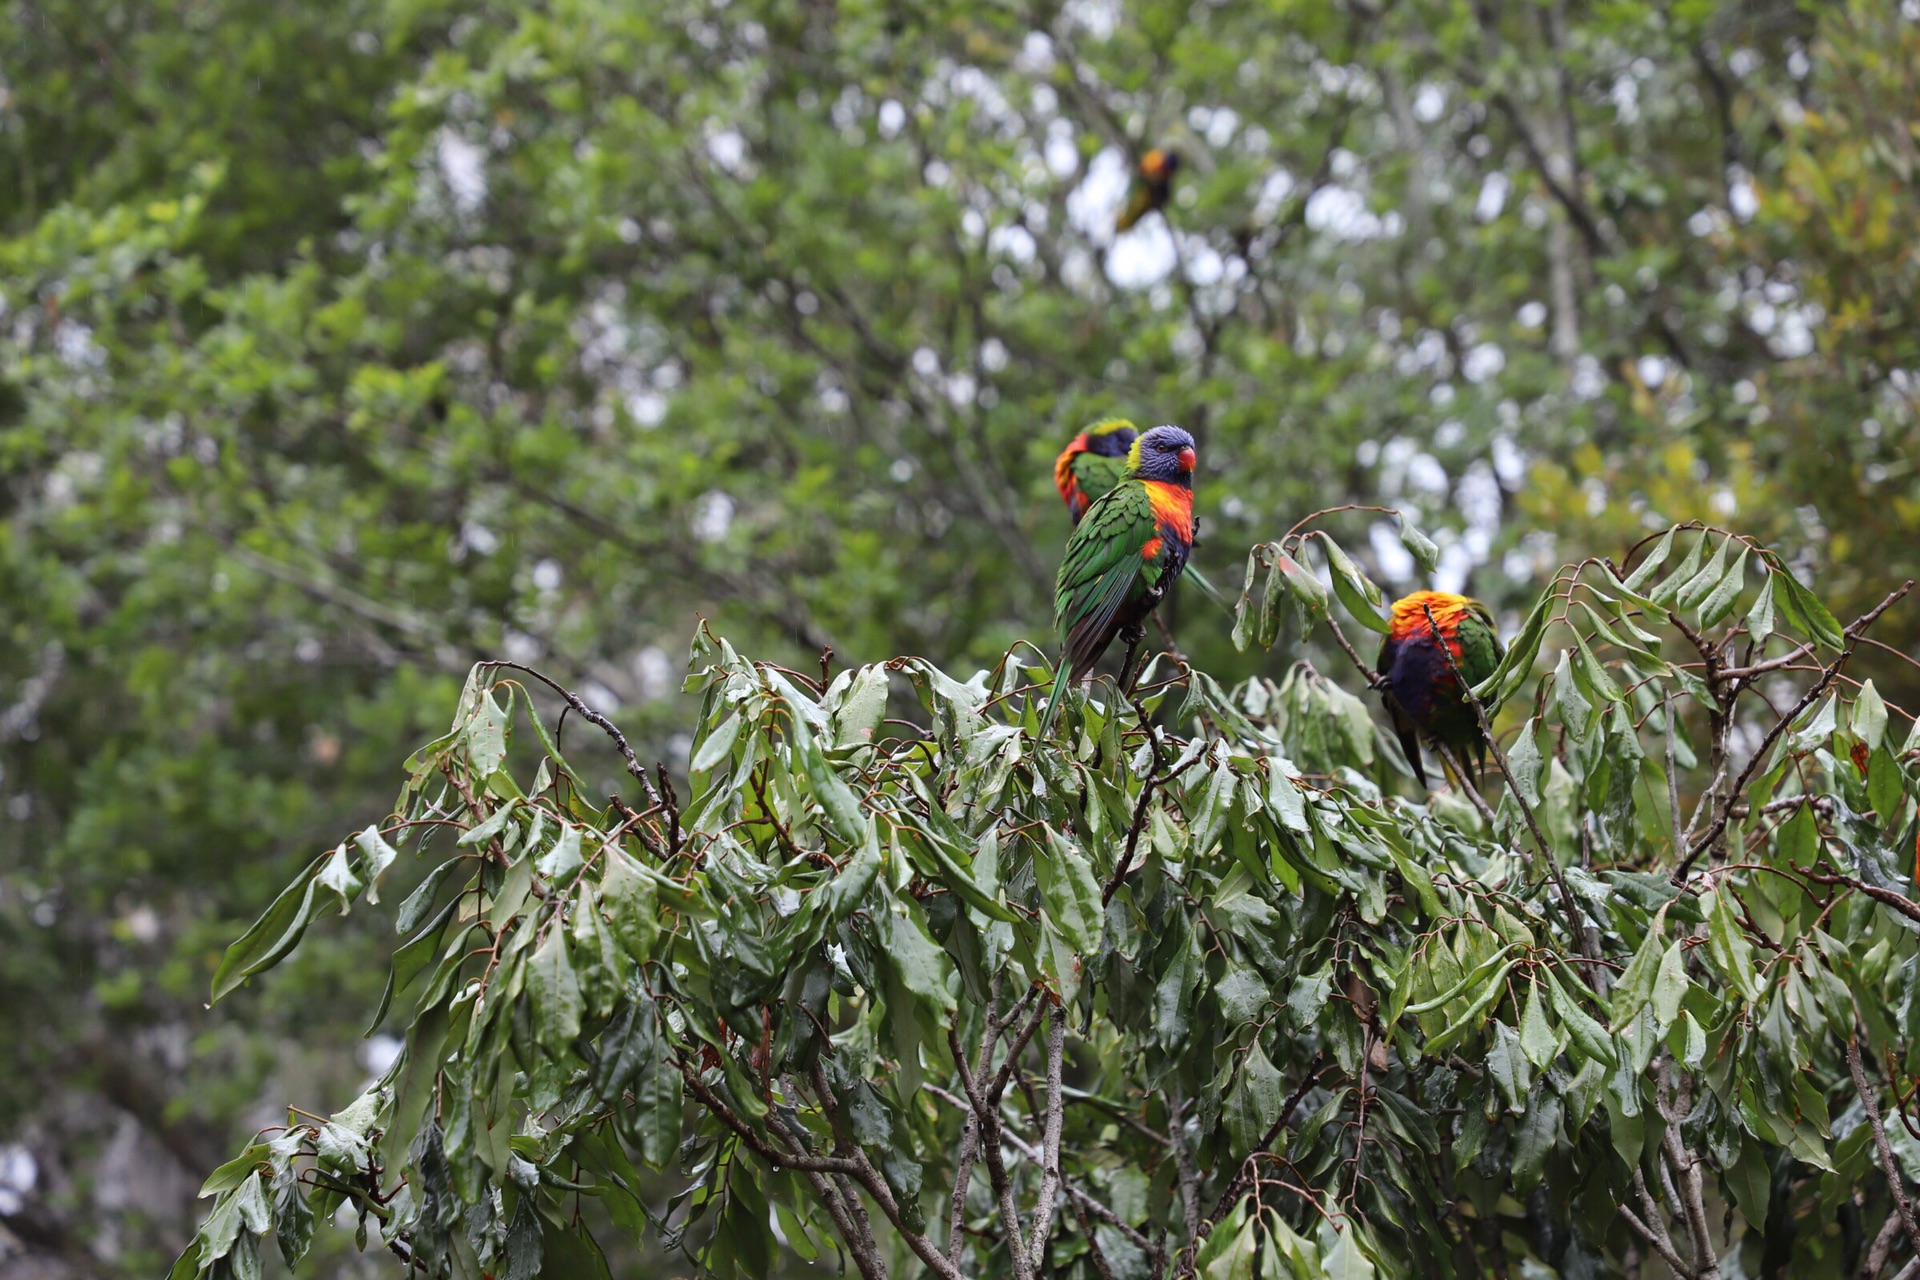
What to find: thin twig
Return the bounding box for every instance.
[1850,1034,1920,1265]
[476,660,667,809]
[1169,1095,1203,1254]
[1179,1057,1326,1274]
[1679,582,1913,881]
[1434,741,1500,827]
[1073,1196,1122,1280]
[1665,691,1684,858]
[1105,692,1169,903]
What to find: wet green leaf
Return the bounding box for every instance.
[528,928,582,1051]
[1398,514,1440,573]
[1318,533,1387,633]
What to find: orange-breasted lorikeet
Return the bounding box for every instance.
[1054,418,1139,524]
[1040,425,1197,735]
[1054,417,1229,612]
[1115,148,1182,233]
[1377,591,1504,788]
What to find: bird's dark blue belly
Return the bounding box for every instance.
[1387,638,1454,725]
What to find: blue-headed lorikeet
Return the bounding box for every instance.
[1039,425,1197,736]
[1115,149,1182,234]
[1377,591,1504,788]
[1054,418,1229,612]
[1054,418,1139,524]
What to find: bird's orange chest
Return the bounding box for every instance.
[1139,482,1193,559]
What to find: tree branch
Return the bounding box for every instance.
[1850,1034,1920,1265]
[1619,1193,1693,1280]
[1178,1058,1326,1276]
[769,1104,889,1280]
[476,660,666,811]
[1657,1065,1720,1280]
[975,1105,1167,1274]
[1422,603,1597,974]
[1678,581,1912,882]
[951,1022,1036,1280]
[1169,1095,1203,1250]
[1025,1009,1069,1268]
[1863,1205,1906,1280]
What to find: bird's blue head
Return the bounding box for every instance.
[1126,425,1197,486]
[1081,418,1138,458]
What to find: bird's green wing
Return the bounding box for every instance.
[1055,482,1157,670]
[1456,605,1503,689]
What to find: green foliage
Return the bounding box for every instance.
[182,527,1920,1279]
[9,0,1920,1271]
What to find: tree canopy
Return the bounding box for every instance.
[176,522,1920,1280]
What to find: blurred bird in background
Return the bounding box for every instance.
[1115,148,1181,233]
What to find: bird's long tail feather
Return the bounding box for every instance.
[1182,566,1234,616]
[1037,657,1076,739]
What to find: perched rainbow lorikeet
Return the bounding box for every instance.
[1040,425,1197,736]
[1054,418,1139,524]
[1376,591,1504,789]
[1054,418,1229,612]
[1115,148,1182,234]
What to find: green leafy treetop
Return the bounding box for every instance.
[179,523,1920,1280]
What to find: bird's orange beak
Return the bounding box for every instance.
[1178,447,1197,472]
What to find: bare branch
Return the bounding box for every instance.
[1619,1196,1692,1279]
[1025,1009,1069,1268]
[946,1108,980,1266]
[1073,1196,1122,1280]
[1657,1065,1720,1280]
[1169,1095,1203,1248]
[769,1104,889,1280]
[1665,691,1685,858]
[1106,690,1172,904]
[951,1022,1036,1280]
[476,659,666,811]
[1863,1205,1905,1280]
[1849,1035,1920,1265]
[1008,1118,1165,1268]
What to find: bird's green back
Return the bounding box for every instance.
[1456,606,1503,687]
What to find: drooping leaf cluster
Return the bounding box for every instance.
[180,526,1920,1280]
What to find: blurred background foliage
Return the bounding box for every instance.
[1,0,1918,1273]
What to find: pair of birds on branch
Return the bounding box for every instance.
[1042,419,1503,792]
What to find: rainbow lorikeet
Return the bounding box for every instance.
[1054,419,1229,612]
[1040,425,1197,736]
[1376,591,1504,789]
[1115,148,1182,234]
[1054,418,1139,524]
